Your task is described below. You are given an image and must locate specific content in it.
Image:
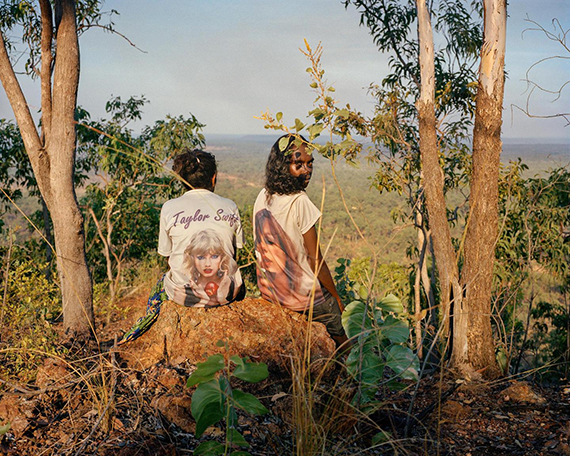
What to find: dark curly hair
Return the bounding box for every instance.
[265,134,309,196]
[173,149,217,191]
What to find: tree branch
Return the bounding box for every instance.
[39,0,54,142]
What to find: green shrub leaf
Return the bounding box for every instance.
[376,294,404,314]
[233,389,269,415]
[372,430,392,445]
[227,427,250,447]
[342,300,373,340]
[380,315,410,344]
[386,345,419,380]
[232,359,269,383]
[187,354,225,386]
[0,423,10,437]
[191,379,225,437]
[194,440,225,455]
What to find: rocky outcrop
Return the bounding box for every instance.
[118,297,336,372]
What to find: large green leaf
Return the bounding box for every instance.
[380,315,410,344]
[187,354,225,387]
[233,389,269,415]
[231,356,269,383]
[342,300,373,340]
[386,345,419,380]
[191,380,225,437]
[346,343,384,403]
[194,440,225,455]
[376,294,404,314]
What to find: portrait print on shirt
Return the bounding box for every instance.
[172,229,240,307]
[255,208,324,310]
[159,189,243,308]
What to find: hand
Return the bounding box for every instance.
[186,279,209,303]
[217,273,232,300]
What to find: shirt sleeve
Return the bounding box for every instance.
[295,192,322,235]
[157,205,172,257]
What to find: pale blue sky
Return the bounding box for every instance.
[1,0,569,141]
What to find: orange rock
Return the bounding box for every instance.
[502,382,545,404]
[118,297,336,372]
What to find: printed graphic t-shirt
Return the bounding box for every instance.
[158,189,243,308]
[253,188,326,312]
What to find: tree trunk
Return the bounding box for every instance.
[452,0,506,376]
[415,0,461,342]
[0,0,94,339]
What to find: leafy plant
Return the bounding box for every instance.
[187,340,269,456]
[342,294,419,405]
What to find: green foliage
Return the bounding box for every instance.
[528,300,569,379]
[494,163,570,377]
[235,205,257,296]
[78,95,205,296]
[0,0,118,78]
[187,342,269,455]
[0,242,63,382]
[342,294,419,405]
[0,119,31,225]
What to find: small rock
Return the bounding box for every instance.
[155,367,185,390]
[151,394,194,433]
[441,400,470,420]
[502,382,545,404]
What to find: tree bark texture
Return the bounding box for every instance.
[415,0,461,341]
[0,0,94,338]
[452,0,506,376]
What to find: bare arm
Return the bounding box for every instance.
[302,226,344,312]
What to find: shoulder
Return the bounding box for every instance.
[211,192,239,210]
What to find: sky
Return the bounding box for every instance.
[1,0,569,141]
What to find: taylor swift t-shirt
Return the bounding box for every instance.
[253,188,325,311]
[158,189,243,308]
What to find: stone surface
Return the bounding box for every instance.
[150,395,195,433]
[502,382,545,404]
[118,297,336,372]
[35,357,71,390]
[0,396,37,437]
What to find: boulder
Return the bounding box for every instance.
[118,297,336,372]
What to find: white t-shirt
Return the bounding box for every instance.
[158,189,243,307]
[253,188,325,311]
